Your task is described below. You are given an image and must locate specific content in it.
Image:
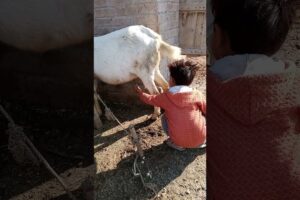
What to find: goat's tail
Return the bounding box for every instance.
[159,40,182,60]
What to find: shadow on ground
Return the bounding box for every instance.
[93,102,154,153]
[95,142,205,200]
[94,114,156,153]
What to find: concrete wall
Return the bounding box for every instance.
[94,0,179,45]
[179,0,205,9]
[157,0,180,45]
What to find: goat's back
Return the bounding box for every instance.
[94,25,160,84]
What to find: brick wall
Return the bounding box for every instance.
[94,0,179,45]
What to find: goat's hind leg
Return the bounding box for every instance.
[139,48,162,120]
[139,73,161,120]
[154,68,169,91]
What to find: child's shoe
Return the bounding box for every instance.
[197,142,206,149]
[164,139,186,151]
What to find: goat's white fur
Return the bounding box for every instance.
[0,0,92,52]
[94,25,182,119]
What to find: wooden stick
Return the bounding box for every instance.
[24,136,77,200]
[129,125,144,158]
[0,104,77,200]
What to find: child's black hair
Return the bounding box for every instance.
[211,0,296,55]
[169,59,198,86]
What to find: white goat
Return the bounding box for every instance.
[94,25,182,120]
[0,0,92,52]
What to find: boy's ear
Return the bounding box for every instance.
[214,24,223,45]
[218,25,231,48]
[212,24,233,59]
[168,77,175,86]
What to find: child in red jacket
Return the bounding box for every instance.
[135,60,206,151]
[206,0,300,199]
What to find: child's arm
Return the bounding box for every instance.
[135,85,168,109]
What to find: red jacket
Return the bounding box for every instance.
[138,89,206,148]
[208,70,300,200]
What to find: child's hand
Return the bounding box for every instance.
[134,85,143,94]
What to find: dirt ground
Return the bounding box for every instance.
[94,56,206,200]
[0,43,94,200]
[0,104,94,200]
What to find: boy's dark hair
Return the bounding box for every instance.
[211,0,296,55]
[169,59,198,86]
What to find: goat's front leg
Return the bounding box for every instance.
[152,95,161,120]
[152,105,161,120]
[153,86,164,119]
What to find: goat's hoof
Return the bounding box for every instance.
[158,87,164,94]
[150,114,159,120]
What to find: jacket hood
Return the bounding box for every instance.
[210,54,294,81]
[165,90,203,108]
[208,59,300,125]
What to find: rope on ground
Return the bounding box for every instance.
[95,94,128,132]
[0,104,77,200]
[95,93,158,197]
[132,154,158,197]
